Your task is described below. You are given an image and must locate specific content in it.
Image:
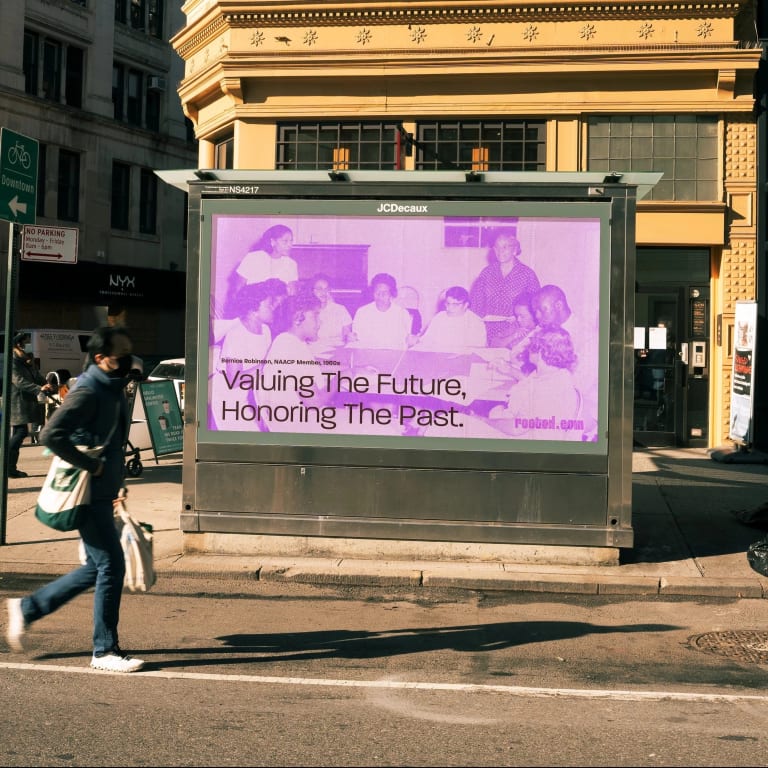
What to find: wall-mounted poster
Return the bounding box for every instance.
[198,199,610,454]
[729,300,757,445]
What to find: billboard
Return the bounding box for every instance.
[198,199,610,454]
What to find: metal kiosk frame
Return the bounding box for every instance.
[160,170,659,560]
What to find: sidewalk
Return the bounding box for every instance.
[2,444,768,599]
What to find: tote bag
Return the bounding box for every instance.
[34,447,102,531]
[34,405,119,532]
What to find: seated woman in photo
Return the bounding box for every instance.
[210,281,277,432]
[350,272,413,350]
[311,273,353,346]
[414,285,487,351]
[259,294,333,433]
[487,327,582,440]
[485,291,540,387]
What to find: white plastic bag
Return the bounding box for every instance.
[116,500,156,592]
[78,499,156,592]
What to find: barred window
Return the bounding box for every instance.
[586,115,718,201]
[416,120,546,171]
[276,122,401,170]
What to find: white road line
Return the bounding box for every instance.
[2,660,768,703]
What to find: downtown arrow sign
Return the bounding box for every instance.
[22,225,78,264]
[0,128,38,225]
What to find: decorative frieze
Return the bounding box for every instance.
[176,0,747,59]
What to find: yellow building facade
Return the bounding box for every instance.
[172,0,762,449]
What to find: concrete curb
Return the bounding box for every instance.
[3,558,764,599]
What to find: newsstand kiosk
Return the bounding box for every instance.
[158,170,660,565]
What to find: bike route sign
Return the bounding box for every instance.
[0,127,38,225]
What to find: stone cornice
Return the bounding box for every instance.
[222,1,746,25]
[174,0,749,57]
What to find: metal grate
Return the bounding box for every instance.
[688,630,768,665]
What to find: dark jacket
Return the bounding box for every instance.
[10,352,45,426]
[39,364,129,501]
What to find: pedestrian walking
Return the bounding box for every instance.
[6,326,145,673]
[8,331,53,478]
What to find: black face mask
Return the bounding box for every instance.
[107,354,134,378]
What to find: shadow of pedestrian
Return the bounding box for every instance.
[38,619,681,669]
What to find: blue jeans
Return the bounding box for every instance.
[21,498,125,656]
[8,423,29,470]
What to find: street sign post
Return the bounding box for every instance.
[0,127,38,543]
[22,225,79,264]
[0,127,38,225]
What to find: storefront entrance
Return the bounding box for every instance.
[634,249,710,448]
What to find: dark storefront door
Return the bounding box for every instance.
[634,249,710,448]
[633,289,684,446]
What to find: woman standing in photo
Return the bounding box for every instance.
[469,231,540,347]
[225,224,298,317]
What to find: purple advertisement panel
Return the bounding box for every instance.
[205,211,603,445]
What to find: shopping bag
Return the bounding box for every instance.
[115,500,156,592]
[34,447,101,531]
[747,535,768,577]
[76,499,156,592]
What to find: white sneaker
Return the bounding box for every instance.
[6,598,26,652]
[90,650,145,673]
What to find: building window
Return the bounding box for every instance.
[131,0,145,30]
[116,0,163,39]
[416,120,547,171]
[185,117,196,144]
[57,149,80,222]
[36,144,47,217]
[586,115,719,201]
[276,122,400,170]
[42,39,62,102]
[111,161,131,230]
[24,31,84,107]
[214,136,234,169]
[139,168,157,234]
[127,69,142,126]
[148,0,164,38]
[112,64,125,120]
[113,63,160,130]
[23,31,39,96]
[146,89,160,132]
[65,46,84,109]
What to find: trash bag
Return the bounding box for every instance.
[746,536,768,576]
